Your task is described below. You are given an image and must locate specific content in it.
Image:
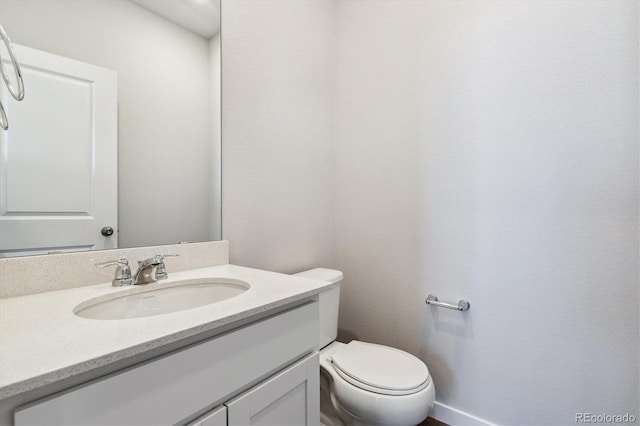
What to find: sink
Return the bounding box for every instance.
[74,278,250,320]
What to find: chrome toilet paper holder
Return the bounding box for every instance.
[425,294,470,312]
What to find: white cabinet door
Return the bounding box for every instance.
[226,352,319,426]
[0,44,117,256]
[186,405,227,426]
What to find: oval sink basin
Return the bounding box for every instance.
[74,278,250,320]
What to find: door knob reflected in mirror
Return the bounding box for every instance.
[101,226,114,236]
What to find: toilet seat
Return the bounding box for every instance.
[329,341,430,396]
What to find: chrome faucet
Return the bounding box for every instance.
[96,254,178,286]
[133,254,178,284]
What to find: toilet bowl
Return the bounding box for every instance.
[320,341,435,426]
[293,268,435,426]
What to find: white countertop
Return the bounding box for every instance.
[0,264,334,400]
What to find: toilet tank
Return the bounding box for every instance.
[293,268,343,349]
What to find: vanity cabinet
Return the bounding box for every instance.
[13,301,319,426]
[187,406,227,426]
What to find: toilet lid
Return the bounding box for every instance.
[330,341,430,396]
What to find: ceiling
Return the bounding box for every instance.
[130,0,220,39]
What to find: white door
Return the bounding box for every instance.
[0,44,117,256]
[225,352,320,426]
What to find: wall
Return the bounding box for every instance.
[333,1,638,424]
[221,0,334,272]
[0,0,216,248]
[210,33,222,241]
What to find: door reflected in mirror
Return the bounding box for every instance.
[0,0,221,257]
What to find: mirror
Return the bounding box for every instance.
[0,0,221,257]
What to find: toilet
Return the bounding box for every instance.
[294,268,435,426]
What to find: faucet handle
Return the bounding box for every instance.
[154,254,179,280]
[96,258,133,287]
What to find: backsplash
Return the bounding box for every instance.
[0,241,229,299]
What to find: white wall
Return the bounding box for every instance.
[221,0,334,272]
[210,33,222,241]
[0,0,216,248]
[219,0,639,423]
[221,0,638,422]
[333,1,638,424]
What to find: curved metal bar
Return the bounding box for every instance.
[0,23,25,101]
[425,294,470,311]
[0,100,7,130]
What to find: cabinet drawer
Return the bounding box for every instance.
[15,301,318,425]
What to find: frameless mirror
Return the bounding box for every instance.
[0,0,221,257]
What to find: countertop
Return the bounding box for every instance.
[0,264,334,400]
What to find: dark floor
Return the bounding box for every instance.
[419,417,449,426]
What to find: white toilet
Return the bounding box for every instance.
[294,268,435,426]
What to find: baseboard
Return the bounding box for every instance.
[431,401,495,426]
